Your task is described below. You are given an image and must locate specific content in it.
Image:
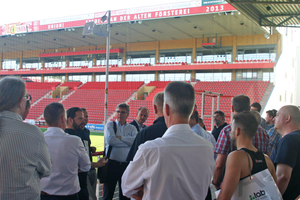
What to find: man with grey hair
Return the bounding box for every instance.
[130,107,149,132]
[103,103,137,200]
[126,92,167,162]
[122,81,214,200]
[0,76,52,200]
[270,105,300,200]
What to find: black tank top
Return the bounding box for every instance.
[240,148,268,180]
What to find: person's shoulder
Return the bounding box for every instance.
[129,120,136,125]
[221,124,231,134]
[22,122,44,137]
[257,125,267,133]
[126,123,137,130]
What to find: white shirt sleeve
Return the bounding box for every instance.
[121,148,146,198]
[77,139,91,172]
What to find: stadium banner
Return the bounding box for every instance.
[86,124,104,131]
[0,0,236,36]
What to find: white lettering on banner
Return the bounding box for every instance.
[205,5,224,13]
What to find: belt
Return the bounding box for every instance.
[41,191,77,197]
[110,159,128,165]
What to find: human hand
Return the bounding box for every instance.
[117,136,122,140]
[94,156,108,168]
[90,146,96,153]
[132,186,144,200]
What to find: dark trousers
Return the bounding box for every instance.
[102,160,130,200]
[78,187,89,200]
[41,194,79,200]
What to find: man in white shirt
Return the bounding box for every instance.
[122,81,215,200]
[41,103,107,200]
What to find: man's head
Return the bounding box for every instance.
[67,107,84,131]
[232,95,250,114]
[274,105,300,135]
[250,102,262,113]
[153,92,164,118]
[250,110,261,126]
[81,108,89,126]
[0,76,27,115]
[135,107,149,125]
[213,111,225,127]
[231,111,258,147]
[116,103,129,125]
[44,103,66,129]
[189,110,199,128]
[164,81,195,127]
[265,109,277,125]
[198,117,206,130]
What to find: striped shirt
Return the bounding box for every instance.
[0,111,52,200]
[214,124,270,155]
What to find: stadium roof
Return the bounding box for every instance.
[0,1,277,53]
[226,0,300,27]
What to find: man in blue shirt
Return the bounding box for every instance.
[265,109,281,155]
[103,103,137,200]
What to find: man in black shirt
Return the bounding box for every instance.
[211,111,228,141]
[126,92,167,162]
[65,107,106,200]
[270,105,300,200]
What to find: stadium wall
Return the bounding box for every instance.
[262,28,300,117]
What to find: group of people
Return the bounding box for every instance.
[0,76,299,200]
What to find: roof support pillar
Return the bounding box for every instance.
[232,36,237,62]
[122,72,126,81]
[192,38,197,63]
[155,71,159,81]
[65,73,69,81]
[19,51,23,69]
[191,70,196,79]
[123,43,127,65]
[156,41,160,64]
[92,72,96,81]
[232,69,236,81]
[41,74,44,82]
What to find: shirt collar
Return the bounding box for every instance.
[134,119,142,128]
[163,124,191,137]
[0,110,23,122]
[267,124,274,129]
[116,119,127,127]
[45,127,68,135]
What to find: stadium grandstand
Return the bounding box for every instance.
[0,0,298,131]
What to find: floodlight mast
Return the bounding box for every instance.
[104,10,111,142]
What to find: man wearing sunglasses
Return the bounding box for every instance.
[103,103,137,200]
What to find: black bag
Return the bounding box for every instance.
[97,121,117,183]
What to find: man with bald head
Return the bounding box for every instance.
[270,105,300,200]
[126,92,167,162]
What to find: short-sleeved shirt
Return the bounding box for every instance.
[215,124,270,155]
[270,130,300,200]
